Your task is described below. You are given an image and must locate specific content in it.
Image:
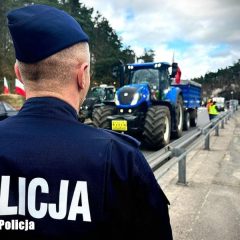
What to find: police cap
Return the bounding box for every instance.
[7,4,89,63]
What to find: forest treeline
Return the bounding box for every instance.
[0,0,154,90]
[192,59,240,100]
[1,0,239,101]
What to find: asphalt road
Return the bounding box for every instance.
[85,107,211,159]
[158,110,240,240]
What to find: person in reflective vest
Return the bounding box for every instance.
[209,101,219,120]
[206,98,213,113]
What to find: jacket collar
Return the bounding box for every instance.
[18,97,78,121]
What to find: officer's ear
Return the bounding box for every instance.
[77,62,89,90]
[14,62,23,83]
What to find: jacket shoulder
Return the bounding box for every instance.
[103,129,141,148]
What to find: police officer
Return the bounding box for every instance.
[0,4,173,239]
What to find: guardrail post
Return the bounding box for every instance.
[228,114,231,120]
[215,125,219,136]
[204,133,210,150]
[178,155,187,185]
[225,117,228,124]
[172,148,187,185]
[221,119,224,129]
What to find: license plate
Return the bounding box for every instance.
[112,120,127,131]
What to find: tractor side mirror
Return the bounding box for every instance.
[112,66,119,78]
[112,60,125,87]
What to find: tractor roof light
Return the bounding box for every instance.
[154,63,161,68]
[128,65,134,70]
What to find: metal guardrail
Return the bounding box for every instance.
[146,108,236,185]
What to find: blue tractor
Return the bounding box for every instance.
[92,62,201,149]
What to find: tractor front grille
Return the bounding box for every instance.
[118,87,136,105]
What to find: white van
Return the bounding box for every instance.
[212,97,225,111]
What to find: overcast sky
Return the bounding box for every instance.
[80,0,240,79]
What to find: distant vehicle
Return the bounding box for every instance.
[229,99,238,111]
[212,97,225,111]
[0,101,18,120]
[79,85,116,123]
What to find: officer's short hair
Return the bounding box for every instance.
[17,42,89,83]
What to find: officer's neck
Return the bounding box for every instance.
[26,90,80,113]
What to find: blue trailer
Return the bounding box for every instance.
[92,62,202,149]
[172,80,202,130]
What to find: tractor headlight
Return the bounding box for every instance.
[115,95,120,106]
[130,93,140,106]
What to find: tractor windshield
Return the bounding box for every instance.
[131,69,159,89]
[105,88,115,101]
[87,87,105,100]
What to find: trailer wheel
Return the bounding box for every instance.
[183,111,190,130]
[92,106,115,129]
[172,96,183,138]
[143,106,171,150]
[190,109,197,127]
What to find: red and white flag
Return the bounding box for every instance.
[3,77,9,94]
[175,67,182,84]
[15,78,26,97]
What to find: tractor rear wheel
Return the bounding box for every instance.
[143,106,171,150]
[190,109,197,127]
[92,106,115,129]
[172,96,183,138]
[183,111,190,130]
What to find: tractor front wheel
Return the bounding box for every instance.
[92,106,115,129]
[143,106,171,150]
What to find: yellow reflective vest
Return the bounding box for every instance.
[209,104,219,115]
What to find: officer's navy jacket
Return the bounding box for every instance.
[0,97,172,239]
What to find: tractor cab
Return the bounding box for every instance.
[114,62,172,109]
[127,62,171,101]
